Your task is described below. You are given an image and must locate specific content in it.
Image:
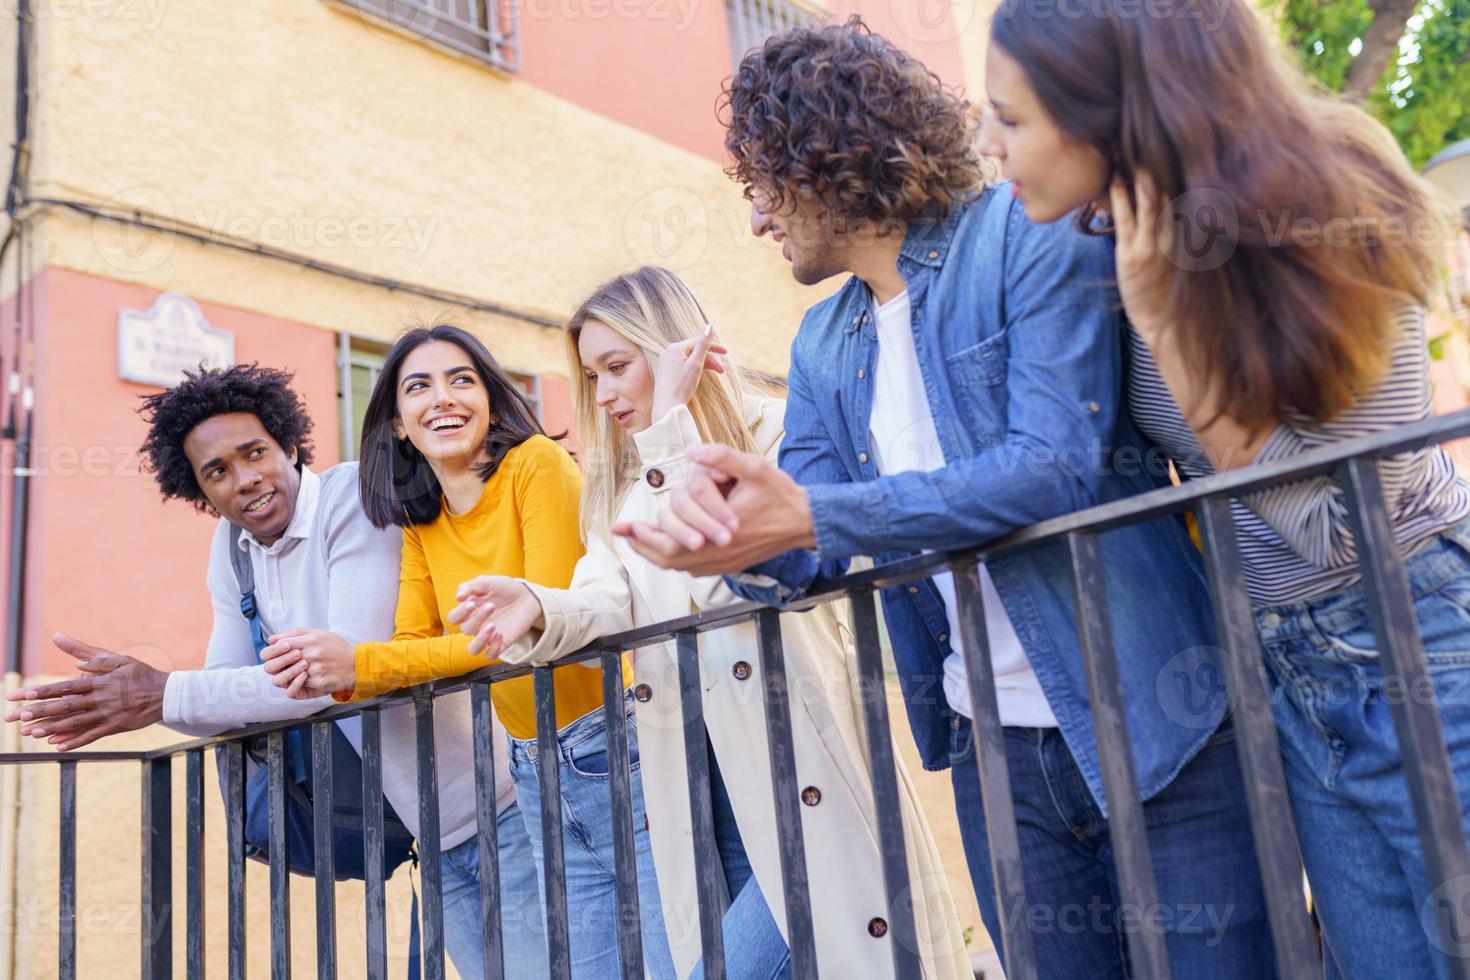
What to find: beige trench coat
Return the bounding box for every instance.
[503,397,971,979]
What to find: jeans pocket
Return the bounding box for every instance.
[947,717,974,766]
[565,715,641,779]
[1203,714,1237,748]
[1313,587,1470,670]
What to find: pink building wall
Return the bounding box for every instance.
[518,0,972,163]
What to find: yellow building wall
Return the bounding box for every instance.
[29,0,830,379]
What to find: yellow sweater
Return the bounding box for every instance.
[343,435,614,738]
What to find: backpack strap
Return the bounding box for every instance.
[229,524,309,783]
[228,524,272,657]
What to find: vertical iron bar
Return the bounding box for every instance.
[677,631,726,980]
[141,756,172,980]
[1067,531,1170,979]
[951,561,1037,980]
[58,760,76,980]
[1195,498,1321,974]
[415,694,446,980]
[268,730,291,980]
[471,682,506,980]
[533,667,572,980]
[311,721,337,979]
[600,653,645,979]
[1340,458,1470,978]
[360,709,388,980]
[754,610,819,979]
[848,589,922,979]
[223,741,247,980]
[185,750,206,980]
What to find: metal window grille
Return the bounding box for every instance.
[331,0,520,73]
[725,0,825,69]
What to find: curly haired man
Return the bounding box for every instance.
[618,19,1276,978]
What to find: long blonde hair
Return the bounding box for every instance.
[565,266,781,542]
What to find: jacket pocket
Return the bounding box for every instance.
[946,331,1008,388]
[944,330,1009,450]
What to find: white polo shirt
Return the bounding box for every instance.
[162,463,514,846]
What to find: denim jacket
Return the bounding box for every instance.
[730,186,1223,814]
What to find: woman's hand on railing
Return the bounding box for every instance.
[260,628,356,699]
[650,323,726,425]
[449,575,545,658]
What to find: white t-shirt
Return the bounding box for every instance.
[866,291,1057,728]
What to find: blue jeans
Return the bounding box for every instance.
[950,718,1275,978]
[441,799,549,980]
[508,699,676,978]
[1258,526,1470,980]
[688,742,790,980]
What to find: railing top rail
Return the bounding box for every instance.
[7,406,1470,764]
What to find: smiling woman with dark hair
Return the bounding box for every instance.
[262,321,675,978]
[355,323,549,529]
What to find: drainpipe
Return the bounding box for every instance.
[0,0,31,974]
[0,258,31,980]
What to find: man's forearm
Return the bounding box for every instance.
[163,664,336,737]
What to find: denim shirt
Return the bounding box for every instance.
[730,186,1223,815]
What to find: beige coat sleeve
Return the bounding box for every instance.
[510,530,635,666]
[633,399,786,611]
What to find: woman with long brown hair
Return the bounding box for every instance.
[979,0,1468,973]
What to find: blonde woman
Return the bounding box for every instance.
[449,267,971,980]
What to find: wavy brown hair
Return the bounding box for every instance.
[991,0,1446,432]
[720,16,987,227]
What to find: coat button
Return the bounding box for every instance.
[645,468,665,489]
[938,633,948,644]
[908,586,919,594]
[928,250,940,260]
[732,661,752,680]
[1087,401,1101,413]
[859,452,869,464]
[1262,613,1282,629]
[868,917,888,938]
[634,683,653,703]
[801,786,821,806]
[857,368,865,379]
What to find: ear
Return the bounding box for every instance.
[288,445,298,465]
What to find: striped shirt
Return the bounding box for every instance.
[1126,303,1470,606]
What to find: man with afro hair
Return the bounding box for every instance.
[6,362,547,977]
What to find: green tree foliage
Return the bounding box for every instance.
[1272,0,1469,167]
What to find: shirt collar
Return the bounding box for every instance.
[897,201,966,270]
[236,465,320,553]
[843,201,969,335]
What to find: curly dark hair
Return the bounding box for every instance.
[719,16,986,226]
[137,363,314,510]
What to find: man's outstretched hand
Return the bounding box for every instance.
[3,633,167,751]
[613,444,816,576]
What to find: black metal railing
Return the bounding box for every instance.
[9,406,1470,979]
